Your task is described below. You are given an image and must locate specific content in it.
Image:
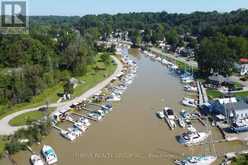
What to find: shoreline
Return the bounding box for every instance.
[0,55,123,135]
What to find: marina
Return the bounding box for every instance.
[3,49,248,165]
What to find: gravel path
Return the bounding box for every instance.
[0,56,123,135]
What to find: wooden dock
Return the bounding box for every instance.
[71,112,97,121]
[186,139,228,147]
[197,81,208,106]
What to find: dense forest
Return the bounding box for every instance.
[78,9,248,75]
[0,17,96,106]
[0,9,247,107]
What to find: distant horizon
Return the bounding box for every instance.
[29,0,248,16]
[28,8,247,17]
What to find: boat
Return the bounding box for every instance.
[181,76,194,84]
[231,119,248,132]
[74,122,88,131]
[42,145,58,165]
[164,107,176,120]
[184,85,198,92]
[67,127,82,137]
[87,112,103,121]
[178,117,186,128]
[30,154,44,165]
[101,103,113,112]
[156,111,165,119]
[79,117,91,127]
[175,155,217,165]
[182,97,197,108]
[60,130,76,141]
[178,129,209,146]
[106,95,121,102]
[180,110,191,120]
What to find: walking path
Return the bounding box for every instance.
[0,56,123,135]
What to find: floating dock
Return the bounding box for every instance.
[71,112,98,121]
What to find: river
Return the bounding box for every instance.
[2,49,247,165]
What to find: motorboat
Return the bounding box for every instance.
[68,127,82,137]
[231,119,248,132]
[182,97,197,108]
[175,155,217,165]
[180,110,192,120]
[42,145,58,165]
[106,94,121,102]
[60,130,76,141]
[184,85,198,92]
[30,154,44,165]
[181,75,194,84]
[87,112,103,121]
[178,117,186,128]
[156,111,165,119]
[101,103,113,112]
[74,122,88,132]
[178,129,209,146]
[79,117,91,127]
[164,107,176,120]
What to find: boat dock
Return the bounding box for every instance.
[71,112,98,121]
[187,139,228,147]
[197,81,208,106]
[52,125,64,132]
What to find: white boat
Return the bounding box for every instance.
[106,95,121,102]
[31,154,44,165]
[184,85,198,92]
[60,130,76,141]
[68,127,82,137]
[182,98,197,108]
[74,122,88,131]
[164,107,176,120]
[79,117,91,127]
[178,117,186,128]
[157,111,165,119]
[87,112,102,121]
[179,129,209,146]
[42,145,58,165]
[175,155,217,165]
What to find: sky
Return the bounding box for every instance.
[29,0,248,16]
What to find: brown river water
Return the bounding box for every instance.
[1,50,247,165]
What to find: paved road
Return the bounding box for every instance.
[0,56,123,135]
[150,47,198,68]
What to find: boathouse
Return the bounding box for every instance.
[201,97,248,120]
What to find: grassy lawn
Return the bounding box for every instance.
[0,55,117,120]
[0,138,5,157]
[207,89,223,99]
[0,83,63,120]
[73,55,117,97]
[234,91,248,97]
[176,60,198,73]
[9,108,54,126]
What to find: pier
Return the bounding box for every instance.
[197,81,208,106]
[71,112,98,121]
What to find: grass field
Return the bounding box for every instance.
[207,89,223,99]
[0,55,117,120]
[9,108,54,126]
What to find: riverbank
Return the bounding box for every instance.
[0,54,117,120]
[0,55,123,136]
[150,47,198,69]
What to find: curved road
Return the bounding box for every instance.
[0,56,123,135]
